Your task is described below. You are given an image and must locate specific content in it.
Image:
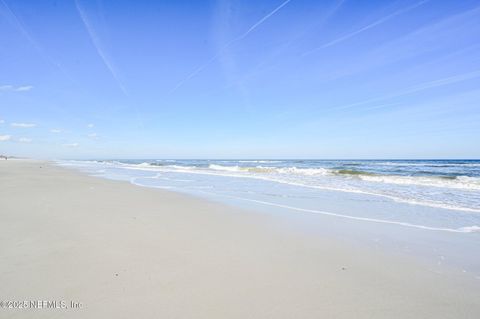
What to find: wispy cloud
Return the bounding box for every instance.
[303,0,430,56]
[0,85,13,90]
[222,0,345,94]
[75,0,128,96]
[308,6,480,84]
[0,0,42,51]
[87,132,98,139]
[63,143,79,148]
[0,0,68,76]
[334,69,480,110]
[11,122,36,128]
[240,0,292,39]
[50,129,62,133]
[18,137,32,143]
[0,119,4,124]
[16,85,33,91]
[0,135,11,141]
[0,84,33,92]
[171,0,292,93]
[87,123,94,128]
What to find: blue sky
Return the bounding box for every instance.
[0,0,479,159]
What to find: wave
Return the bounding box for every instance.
[129,162,480,192]
[334,169,377,176]
[358,174,480,191]
[207,164,480,190]
[125,170,480,233]
[237,160,283,163]
[58,160,480,213]
[375,161,480,167]
[208,164,330,175]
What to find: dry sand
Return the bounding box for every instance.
[0,159,479,318]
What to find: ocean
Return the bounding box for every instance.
[59,159,480,215]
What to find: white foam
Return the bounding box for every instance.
[237,160,283,163]
[209,164,242,172]
[377,162,480,167]
[192,163,480,191]
[208,164,330,175]
[164,167,480,213]
[122,172,480,233]
[359,174,480,191]
[60,160,480,214]
[457,226,480,233]
[275,166,330,175]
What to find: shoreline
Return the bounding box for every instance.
[59,158,480,277]
[1,160,479,318]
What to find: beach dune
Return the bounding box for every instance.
[0,160,479,318]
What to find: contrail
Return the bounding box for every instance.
[170,0,292,93]
[0,0,41,51]
[240,0,292,40]
[225,0,346,91]
[75,0,128,96]
[303,0,430,56]
[0,0,71,78]
[334,69,480,111]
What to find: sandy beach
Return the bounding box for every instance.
[0,159,479,318]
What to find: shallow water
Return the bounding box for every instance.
[58,159,480,279]
[62,159,480,212]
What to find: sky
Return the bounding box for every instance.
[0,0,479,159]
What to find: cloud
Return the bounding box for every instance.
[18,137,32,143]
[87,123,94,128]
[303,0,430,55]
[0,84,34,92]
[75,0,128,96]
[16,85,33,92]
[63,143,79,148]
[333,69,480,110]
[0,119,4,124]
[240,0,292,39]
[170,0,292,93]
[50,129,62,133]
[11,122,36,128]
[0,135,11,141]
[0,0,69,77]
[87,132,98,139]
